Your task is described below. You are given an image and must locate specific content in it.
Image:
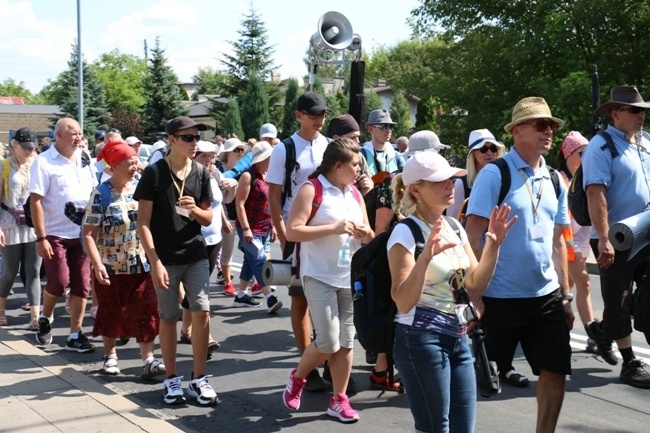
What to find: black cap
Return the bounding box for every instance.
[14,128,37,148]
[165,116,208,135]
[296,92,329,114]
[94,130,106,140]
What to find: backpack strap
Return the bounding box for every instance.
[151,161,160,192]
[399,218,425,259]
[598,130,620,158]
[306,177,324,224]
[96,181,113,211]
[490,158,511,206]
[442,215,462,238]
[548,166,561,199]
[360,147,377,174]
[2,159,9,201]
[282,137,296,207]
[461,175,471,199]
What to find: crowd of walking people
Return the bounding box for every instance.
[1,86,650,433]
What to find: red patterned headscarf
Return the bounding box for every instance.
[98,140,136,167]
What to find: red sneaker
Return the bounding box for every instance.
[250,282,262,296]
[223,282,236,296]
[283,368,306,410]
[327,393,359,423]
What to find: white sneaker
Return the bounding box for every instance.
[142,359,166,379]
[163,376,186,405]
[187,375,218,406]
[102,355,119,375]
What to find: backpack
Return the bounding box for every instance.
[459,158,561,226]
[568,131,619,226]
[64,181,114,226]
[24,151,92,227]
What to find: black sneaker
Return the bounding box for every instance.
[620,359,650,389]
[585,320,618,365]
[233,294,261,308]
[65,331,96,353]
[35,317,52,345]
[304,368,326,392]
[365,350,378,365]
[266,295,283,314]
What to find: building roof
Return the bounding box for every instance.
[0,97,26,105]
[0,104,62,114]
[183,98,228,117]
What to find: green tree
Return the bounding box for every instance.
[220,2,277,97]
[240,71,269,140]
[281,78,300,138]
[223,98,244,139]
[192,67,229,99]
[142,37,187,136]
[50,44,109,134]
[361,90,383,142]
[92,50,148,115]
[390,91,412,138]
[0,78,33,101]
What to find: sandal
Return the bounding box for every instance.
[0,310,7,326]
[500,370,530,387]
[27,318,39,330]
[207,339,220,360]
[22,303,31,311]
[370,370,404,393]
[180,330,192,344]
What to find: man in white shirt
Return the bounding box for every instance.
[30,118,97,352]
[267,91,329,391]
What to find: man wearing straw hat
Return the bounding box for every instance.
[582,85,650,389]
[466,97,574,433]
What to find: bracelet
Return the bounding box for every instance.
[35,236,47,242]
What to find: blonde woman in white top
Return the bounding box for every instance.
[0,128,42,328]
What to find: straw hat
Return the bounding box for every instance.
[594,85,650,117]
[504,97,564,135]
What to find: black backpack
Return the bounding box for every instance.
[568,131,619,226]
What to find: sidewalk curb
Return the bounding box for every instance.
[0,327,184,433]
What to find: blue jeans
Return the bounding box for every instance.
[394,323,476,433]
[236,227,269,285]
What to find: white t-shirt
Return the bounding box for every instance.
[29,145,97,239]
[201,172,224,246]
[266,132,329,220]
[299,175,363,288]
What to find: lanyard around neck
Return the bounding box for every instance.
[518,168,545,222]
[166,157,191,198]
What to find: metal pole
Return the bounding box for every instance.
[77,0,84,131]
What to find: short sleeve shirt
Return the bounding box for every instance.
[83,181,148,274]
[133,159,213,265]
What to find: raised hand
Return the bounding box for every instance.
[422,217,458,261]
[485,204,517,245]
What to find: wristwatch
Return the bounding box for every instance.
[560,293,574,302]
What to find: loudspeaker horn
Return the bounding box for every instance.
[309,11,354,51]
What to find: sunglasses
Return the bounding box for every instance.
[372,124,396,131]
[233,147,246,153]
[618,106,646,115]
[301,110,327,120]
[107,128,121,134]
[478,144,499,154]
[174,134,200,143]
[523,120,560,133]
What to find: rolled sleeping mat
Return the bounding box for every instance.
[262,259,293,286]
[609,211,650,260]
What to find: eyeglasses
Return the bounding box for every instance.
[523,120,560,133]
[372,124,396,132]
[233,147,246,153]
[618,106,646,115]
[174,134,200,143]
[301,111,327,120]
[21,146,37,153]
[478,144,499,154]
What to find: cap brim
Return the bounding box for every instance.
[260,133,276,138]
[19,142,37,148]
[306,105,329,114]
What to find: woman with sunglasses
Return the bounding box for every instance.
[388,152,515,433]
[449,129,506,223]
[556,131,601,355]
[217,138,249,295]
[0,128,42,329]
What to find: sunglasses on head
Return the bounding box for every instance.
[372,124,396,131]
[618,106,646,115]
[174,134,200,143]
[478,144,499,154]
[524,120,560,133]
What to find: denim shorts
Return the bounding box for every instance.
[394,324,476,433]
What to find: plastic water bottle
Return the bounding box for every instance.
[337,235,352,268]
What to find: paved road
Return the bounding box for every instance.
[1,243,649,432]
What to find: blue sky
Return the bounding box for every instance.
[0,0,422,94]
